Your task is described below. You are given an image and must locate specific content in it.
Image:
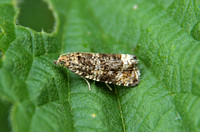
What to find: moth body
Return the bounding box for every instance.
[54,52,140,87]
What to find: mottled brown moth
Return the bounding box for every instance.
[54,52,140,90]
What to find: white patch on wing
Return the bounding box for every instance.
[121,54,137,69]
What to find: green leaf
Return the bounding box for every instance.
[0,0,200,132]
[0,99,11,132]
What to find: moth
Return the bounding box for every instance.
[54,52,140,90]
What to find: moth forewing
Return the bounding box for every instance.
[54,52,140,90]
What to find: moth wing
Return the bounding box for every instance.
[114,68,140,86]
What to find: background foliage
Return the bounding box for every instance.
[0,0,200,131]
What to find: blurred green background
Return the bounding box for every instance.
[17,0,55,33]
[0,100,11,132]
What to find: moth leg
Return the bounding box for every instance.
[82,77,91,91]
[105,83,112,91]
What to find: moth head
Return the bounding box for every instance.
[54,60,65,66]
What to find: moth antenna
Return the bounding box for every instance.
[105,83,112,91]
[82,77,91,91]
